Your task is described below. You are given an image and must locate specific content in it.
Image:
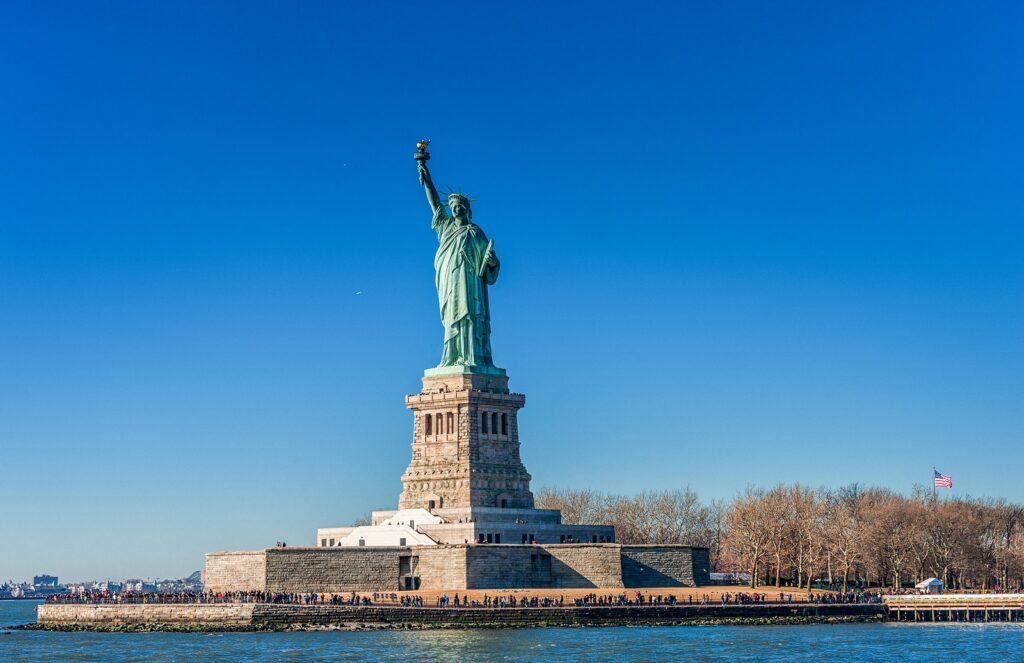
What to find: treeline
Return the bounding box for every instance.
[536,485,1024,592]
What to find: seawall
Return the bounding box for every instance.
[33,603,886,631]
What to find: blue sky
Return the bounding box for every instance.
[1,1,1022,581]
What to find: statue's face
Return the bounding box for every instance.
[450,201,469,222]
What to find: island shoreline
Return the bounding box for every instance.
[28,603,887,631]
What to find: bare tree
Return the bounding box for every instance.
[825,484,864,593]
[532,483,1024,591]
[763,485,792,587]
[867,492,922,590]
[724,487,773,588]
[994,503,1024,590]
[535,487,603,525]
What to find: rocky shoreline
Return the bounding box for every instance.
[29,603,887,631]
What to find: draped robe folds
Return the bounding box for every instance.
[432,206,499,368]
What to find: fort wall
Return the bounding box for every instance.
[205,551,266,593]
[691,547,712,585]
[546,545,624,588]
[204,544,709,593]
[415,546,467,589]
[264,548,405,593]
[465,546,549,588]
[621,546,708,587]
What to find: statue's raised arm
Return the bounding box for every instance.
[414,141,443,217]
[418,162,443,216]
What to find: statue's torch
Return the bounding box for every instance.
[414,139,431,162]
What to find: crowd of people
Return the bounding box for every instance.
[423,593,564,608]
[716,592,771,605]
[45,588,882,607]
[570,592,684,607]
[808,590,883,604]
[45,591,373,606]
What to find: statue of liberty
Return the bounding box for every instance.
[415,142,503,374]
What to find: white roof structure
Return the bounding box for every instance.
[377,508,442,528]
[316,509,442,547]
[335,524,436,547]
[915,577,944,588]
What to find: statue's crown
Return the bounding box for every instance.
[447,192,471,207]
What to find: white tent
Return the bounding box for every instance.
[915,577,944,594]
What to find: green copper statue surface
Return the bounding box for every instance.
[415,145,503,375]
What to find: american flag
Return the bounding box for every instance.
[934,470,953,489]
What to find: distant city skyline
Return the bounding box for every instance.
[1,571,202,598]
[2,2,1022,581]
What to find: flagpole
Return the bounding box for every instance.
[932,466,936,502]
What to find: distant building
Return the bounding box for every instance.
[95,581,122,593]
[33,575,58,587]
[123,579,158,593]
